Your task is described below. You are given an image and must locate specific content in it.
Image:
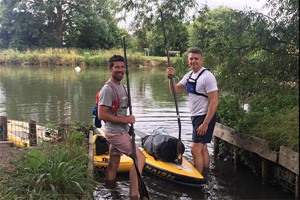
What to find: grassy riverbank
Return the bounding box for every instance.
[247,107,298,151]
[0,48,166,67]
[0,123,98,199]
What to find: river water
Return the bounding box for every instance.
[0,65,294,199]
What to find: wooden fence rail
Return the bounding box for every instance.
[213,122,299,199]
[0,116,61,147]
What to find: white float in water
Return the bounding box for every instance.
[75,66,81,73]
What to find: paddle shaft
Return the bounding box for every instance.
[160,10,183,164]
[122,36,150,200]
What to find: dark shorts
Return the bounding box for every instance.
[192,114,217,143]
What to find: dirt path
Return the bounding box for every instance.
[0,142,23,169]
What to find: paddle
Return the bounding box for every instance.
[159,9,183,165]
[121,36,150,200]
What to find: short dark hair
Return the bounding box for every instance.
[108,55,124,69]
[187,47,203,55]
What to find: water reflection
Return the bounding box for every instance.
[0,65,294,200]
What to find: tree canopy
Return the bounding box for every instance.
[0,0,121,49]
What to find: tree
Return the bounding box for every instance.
[0,0,121,49]
[245,0,299,113]
[190,5,298,110]
[116,0,198,55]
[264,0,299,50]
[145,18,189,56]
[190,7,260,101]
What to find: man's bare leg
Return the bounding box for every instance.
[105,155,120,188]
[191,142,205,173]
[202,144,210,168]
[129,147,146,198]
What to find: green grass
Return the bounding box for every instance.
[250,107,299,152]
[0,124,101,200]
[0,48,146,67]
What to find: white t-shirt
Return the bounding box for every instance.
[179,67,218,116]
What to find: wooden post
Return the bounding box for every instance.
[144,48,150,56]
[296,175,299,200]
[88,129,94,179]
[213,136,220,159]
[261,158,273,184]
[233,146,238,170]
[58,123,69,138]
[0,116,8,141]
[29,120,37,146]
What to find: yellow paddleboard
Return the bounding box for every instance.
[94,153,133,173]
[142,149,205,187]
[7,132,29,147]
[93,128,205,187]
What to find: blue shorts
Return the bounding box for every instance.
[192,114,217,143]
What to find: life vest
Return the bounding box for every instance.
[92,82,123,128]
[186,69,208,98]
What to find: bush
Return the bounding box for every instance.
[250,107,299,151]
[217,95,247,130]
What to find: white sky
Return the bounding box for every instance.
[202,0,267,11]
[118,0,269,29]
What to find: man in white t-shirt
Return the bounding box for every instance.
[166,47,219,174]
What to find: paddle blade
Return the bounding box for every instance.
[176,140,183,165]
[138,177,150,200]
[133,161,150,200]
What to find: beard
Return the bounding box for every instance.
[112,72,124,82]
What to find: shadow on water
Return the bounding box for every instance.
[207,158,295,200]
[94,173,130,200]
[94,172,208,200]
[93,155,294,200]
